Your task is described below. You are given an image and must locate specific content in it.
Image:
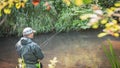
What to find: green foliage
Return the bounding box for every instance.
[72,20,90,30]
[83,0,92,4]
[98,0,119,8]
[103,40,120,68]
[52,0,67,14]
[2,0,118,37]
[0,0,92,37]
[14,1,56,36]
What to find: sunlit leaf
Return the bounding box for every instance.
[23,0,28,3]
[74,0,83,6]
[113,33,119,37]
[21,2,25,8]
[0,10,2,16]
[114,2,120,7]
[14,0,20,3]
[8,3,14,8]
[63,0,71,6]
[83,0,92,4]
[106,9,114,16]
[98,32,108,37]
[16,2,21,9]
[110,7,116,11]
[4,8,11,14]
[105,23,113,28]
[112,19,117,24]
[79,14,92,20]
[100,19,108,24]
[92,24,99,29]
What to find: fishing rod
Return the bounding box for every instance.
[40,31,60,49]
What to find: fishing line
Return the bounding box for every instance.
[40,31,60,49]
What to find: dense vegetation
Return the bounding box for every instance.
[0,0,120,37]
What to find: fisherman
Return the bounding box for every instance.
[15,27,44,68]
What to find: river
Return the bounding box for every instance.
[0,29,120,68]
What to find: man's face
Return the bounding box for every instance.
[28,33,34,38]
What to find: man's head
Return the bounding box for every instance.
[23,27,36,38]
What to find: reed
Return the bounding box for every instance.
[102,40,120,68]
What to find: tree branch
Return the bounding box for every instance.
[0,15,7,26]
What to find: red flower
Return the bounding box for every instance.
[32,0,40,6]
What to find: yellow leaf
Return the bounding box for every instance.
[114,2,120,7]
[23,0,28,3]
[112,19,117,24]
[8,3,14,8]
[79,15,87,20]
[0,4,4,10]
[63,0,71,6]
[0,2,8,10]
[0,11,2,16]
[4,8,11,14]
[92,24,99,29]
[16,2,21,9]
[101,19,108,24]
[80,14,92,20]
[110,7,116,11]
[105,23,113,28]
[21,2,25,8]
[106,9,114,16]
[74,0,83,6]
[66,1,70,6]
[14,0,20,3]
[98,33,108,38]
[113,33,119,37]
[8,0,14,3]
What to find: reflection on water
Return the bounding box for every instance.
[0,30,120,68]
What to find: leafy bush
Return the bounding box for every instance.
[98,0,119,8]
[1,0,120,37]
[0,0,92,37]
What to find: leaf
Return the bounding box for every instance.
[83,0,92,4]
[114,2,120,7]
[98,32,108,38]
[103,40,120,68]
[74,0,83,6]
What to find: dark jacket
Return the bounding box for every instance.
[15,37,44,64]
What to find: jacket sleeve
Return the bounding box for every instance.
[15,43,23,58]
[34,44,44,60]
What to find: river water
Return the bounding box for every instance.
[0,29,120,68]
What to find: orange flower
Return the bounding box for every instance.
[32,0,40,6]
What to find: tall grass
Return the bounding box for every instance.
[103,40,120,68]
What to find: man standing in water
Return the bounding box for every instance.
[15,27,44,68]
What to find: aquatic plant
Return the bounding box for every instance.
[102,40,120,68]
[48,57,58,68]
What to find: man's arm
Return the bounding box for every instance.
[34,44,44,60]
